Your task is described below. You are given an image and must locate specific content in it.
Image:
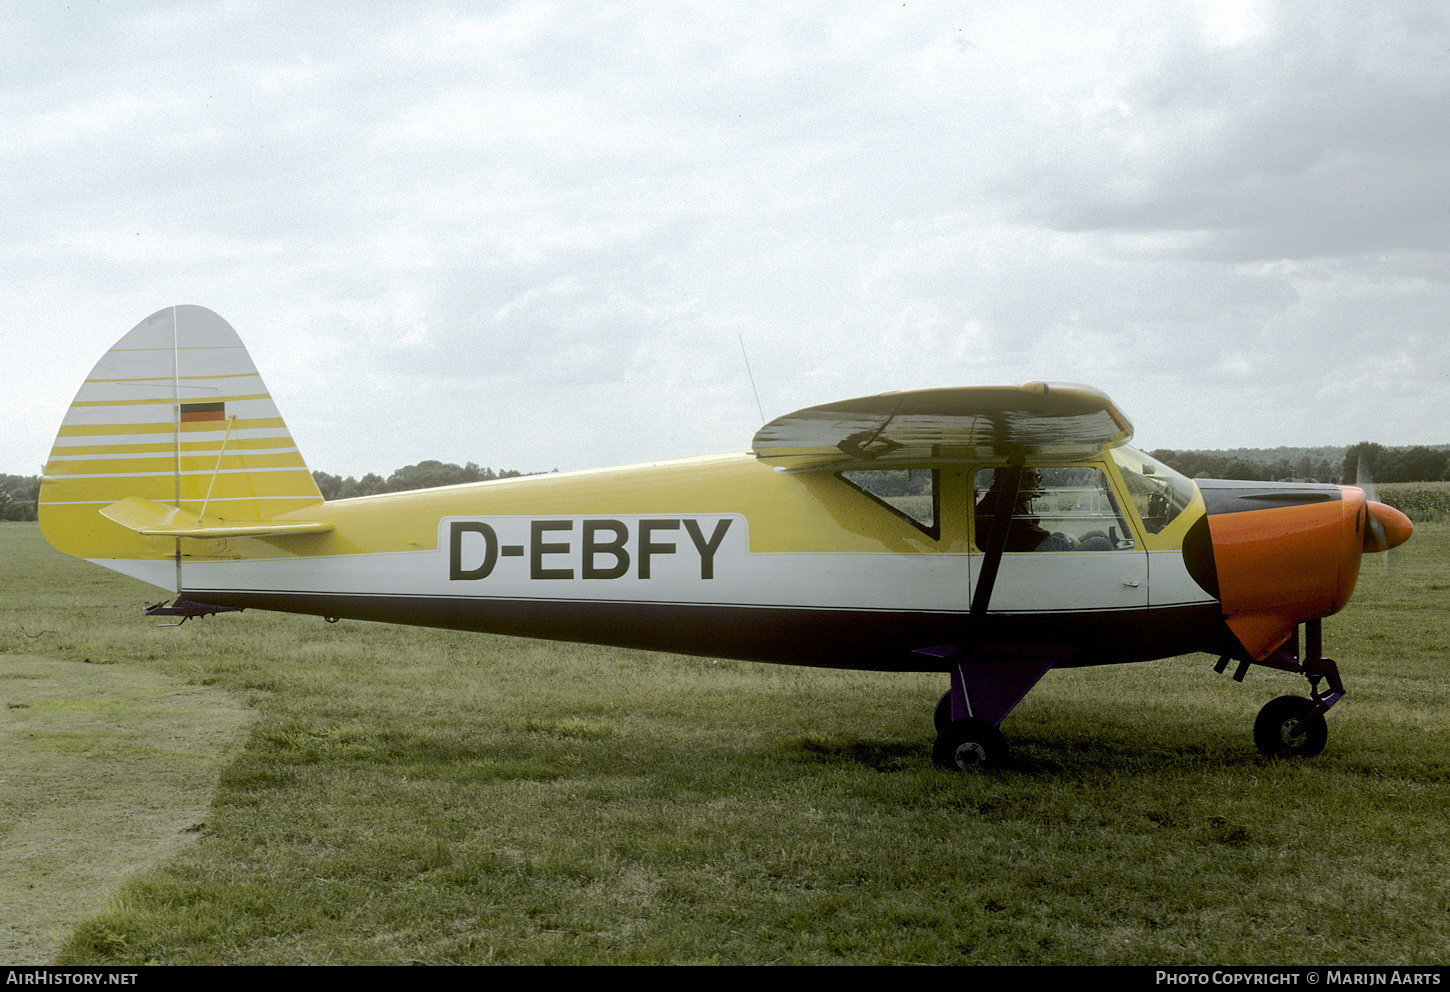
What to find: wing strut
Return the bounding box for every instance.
[970,462,1022,618]
[915,461,1075,730]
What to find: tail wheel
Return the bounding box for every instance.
[1253,695,1328,758]
[933,717,1008,770]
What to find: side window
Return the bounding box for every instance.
[839,468,939,538]
[973,466,1133,552]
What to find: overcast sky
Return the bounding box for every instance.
[4,0,1448,478]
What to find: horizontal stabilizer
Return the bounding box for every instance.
[100,496,333,539]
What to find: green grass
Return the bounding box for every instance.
[2,521,1447,965]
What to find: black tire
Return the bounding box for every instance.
[934,691,952,732]
[932,717,1008,770]
[1253,695,1328,758]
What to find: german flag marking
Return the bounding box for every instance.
[180,402,226,423]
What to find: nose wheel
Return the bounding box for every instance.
[1219,621,1342,760]
[1253,695,1328,758]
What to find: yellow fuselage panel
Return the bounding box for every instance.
[50,452,955,564]
[302,453,946,560]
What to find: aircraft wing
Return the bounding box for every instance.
[751,382,1133,469]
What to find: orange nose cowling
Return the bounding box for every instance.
[1207,488,1377,661]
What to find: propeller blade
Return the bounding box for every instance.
[1356,458,1412,561]
[1355,459,1387,561]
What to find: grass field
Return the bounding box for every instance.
[1,520,1447,965]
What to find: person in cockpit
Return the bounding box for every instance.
[974,468,1079,553]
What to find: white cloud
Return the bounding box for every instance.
[4,1,1449,478]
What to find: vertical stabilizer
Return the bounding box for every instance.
[39,305,323,587]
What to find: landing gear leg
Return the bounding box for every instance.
[922,646,1068,770]
[1229,620,1343,759]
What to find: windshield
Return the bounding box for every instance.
[1109,446,1196,535]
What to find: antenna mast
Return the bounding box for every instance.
[738,334,766,423]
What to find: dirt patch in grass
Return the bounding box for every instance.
[0,654,254,963]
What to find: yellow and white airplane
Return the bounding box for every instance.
[39,305,1413,768]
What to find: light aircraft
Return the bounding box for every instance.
[39,305,1413,769]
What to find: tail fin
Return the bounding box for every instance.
[40,305,328,590]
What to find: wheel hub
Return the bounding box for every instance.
[954,741,989,767]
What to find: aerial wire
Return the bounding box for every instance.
[738,334,766,424]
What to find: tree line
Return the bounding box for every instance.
[310,460,545,500]
[1150,443,1450,484]
[1149,450,1339,483]
[3,445,1447,521]
[0,460,544,521]
[1338,443,1450,485]
[0,474,39,521]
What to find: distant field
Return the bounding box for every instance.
[1,521,1447,965]
[1376,481,1450,523]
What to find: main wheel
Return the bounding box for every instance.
[933,717,1008,770]
[1253,695,1328,758]
[934,691,952,732]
